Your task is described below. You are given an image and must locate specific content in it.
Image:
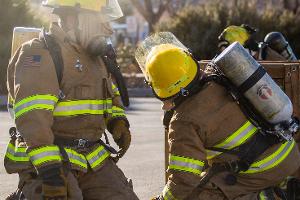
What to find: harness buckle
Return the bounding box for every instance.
[76,139,89,148]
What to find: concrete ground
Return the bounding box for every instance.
[0,98,165,200]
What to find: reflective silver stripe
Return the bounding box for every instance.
[243,140,295,173]
[88,148,107,165]
[216,124,255,149]
[206,121,257,159]
[14,99,56,113]
[6,146,28,160]
[30,151,61,162]
[66,152,86,164]
[169,160,204,172]
[54,104,108,113]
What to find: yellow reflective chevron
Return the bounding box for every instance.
[14,94,58,119]
[65,148,88,169]
[162,186,177,200]
[259,190,268,200]
[86,145,110,169]
[206,121,257,159]
[242,140,295,174]
[112,106,125,118]
[5,143,110,171]
[112,83,120,96]
[53,99,112,116]
[5,142,29,162]
[169,155,205,176]
[28,146,62,167]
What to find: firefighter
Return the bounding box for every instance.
[218,24,297,61]
[135,32,300,200]
[5,0,138,199]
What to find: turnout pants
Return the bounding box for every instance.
[20,158,139,200]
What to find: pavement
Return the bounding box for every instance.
[0,98,165,199]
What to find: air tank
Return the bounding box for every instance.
[213,42,293,124]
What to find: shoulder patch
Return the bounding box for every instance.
[23,55,41,67]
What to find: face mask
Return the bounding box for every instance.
[77,12,114,53]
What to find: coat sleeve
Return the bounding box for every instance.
[105,78,129,131]
[162,117,207,200]
[12,40,61,171]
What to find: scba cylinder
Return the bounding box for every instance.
[213,42,293,124]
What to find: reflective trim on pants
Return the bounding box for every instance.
[86,145,110,169]
[5,142,29,162]
[28,146,62,167]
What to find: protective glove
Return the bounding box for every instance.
[39,165,67,200]
[111,119,131,158]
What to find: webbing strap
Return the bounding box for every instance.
[41,29,64,84]
[238,66,266,94]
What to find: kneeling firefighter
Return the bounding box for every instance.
[218,24,298,61]
[135,32,300,200]
[5,0,137,199]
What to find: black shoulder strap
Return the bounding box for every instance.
[41,29,64,84]
[163,110,175,129]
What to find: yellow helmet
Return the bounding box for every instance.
[43,0,123,21]
[219,25,250,46]
[144,44,198,99]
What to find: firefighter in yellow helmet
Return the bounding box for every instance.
[218,24,258,53]
[218,24,298,61]
[5,0,138,199]
[136,32,300,200]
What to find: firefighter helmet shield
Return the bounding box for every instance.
[136,32,198,99]
[43,0,123,21]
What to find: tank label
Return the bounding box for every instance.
[257,85,273,100]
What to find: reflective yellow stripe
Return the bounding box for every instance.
[169,155,204,176]
[206,121,257,159]
[112,106,125,117]
[112,84,120,96]
[14,94,58,119]
[162,186,177,200]
[259,191,268,200]
[242,140,295,174]
[53,99,112,116]
[28,146,62,166]
[5,143,29,162]
[5,143,92,169]
[65,148,87,169]
[86,145,110,169]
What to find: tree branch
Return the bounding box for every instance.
[155,0,172,21]
[130,0,150,22]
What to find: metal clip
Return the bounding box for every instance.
[180,88,189,97]
[76,139,88,148]
[75,59,83,72]
[58,90,66,100]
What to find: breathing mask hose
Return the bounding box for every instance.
[87,37,130,107]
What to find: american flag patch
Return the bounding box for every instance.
[23,55,41,67]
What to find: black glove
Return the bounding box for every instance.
[39,165,67,200]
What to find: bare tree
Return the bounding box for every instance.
[130,0,172,32]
